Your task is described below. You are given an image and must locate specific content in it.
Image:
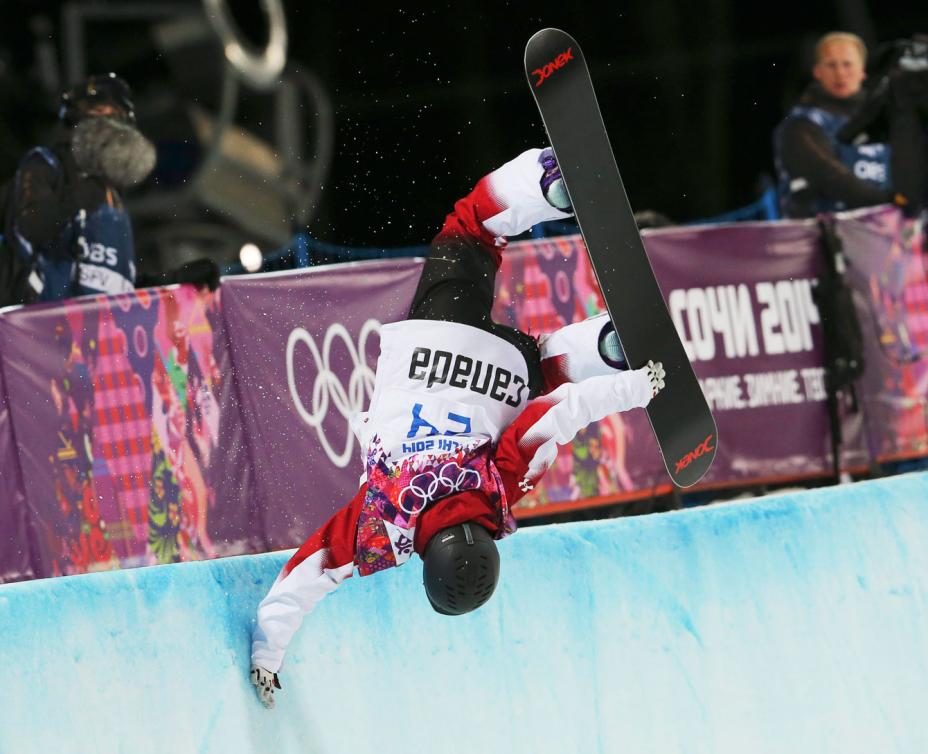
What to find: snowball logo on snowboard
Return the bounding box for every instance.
[531,47,574,87]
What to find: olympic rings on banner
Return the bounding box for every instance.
[286,320,380,468]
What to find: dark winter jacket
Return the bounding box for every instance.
[7,132,136,302]
[774,83,894,218]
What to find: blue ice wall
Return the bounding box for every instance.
[2,474,927,754]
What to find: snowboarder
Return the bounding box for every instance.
[250,147,666,708]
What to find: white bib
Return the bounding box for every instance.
[353,319,533,468]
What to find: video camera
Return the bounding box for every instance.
[838,34,928,212]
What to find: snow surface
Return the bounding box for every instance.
[1,473,927,754]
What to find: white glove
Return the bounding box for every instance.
[645,360,666,396]
[251,664,281,709]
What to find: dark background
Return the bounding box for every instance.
[0,0,923,258]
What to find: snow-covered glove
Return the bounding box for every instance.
[251,664,281,709]
[539,147,573,213]
[645,360,666,396]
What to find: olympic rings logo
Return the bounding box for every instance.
[286,320,380,468]
[398,461,481,516]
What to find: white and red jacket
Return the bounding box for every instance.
[252,150,653,673]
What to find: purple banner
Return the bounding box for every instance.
[836,206,928,460]
[2,207,926,579]
[219,259,424,549]
[0,287,231,577]
[203,288,261,558]
[0,360,33,582]
[646,220,866,482]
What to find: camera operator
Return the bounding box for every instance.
[774,32,898,218]
[2,73,218,306]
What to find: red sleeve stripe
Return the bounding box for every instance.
[433,175,507,267]
[281,484,366,579]
[491,398,557,504]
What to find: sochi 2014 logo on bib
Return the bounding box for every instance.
[398,461,481,516]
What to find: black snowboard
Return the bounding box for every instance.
[525,28,717,487]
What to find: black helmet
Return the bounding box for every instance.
[422,522,500,615]
[59,73,136,125]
